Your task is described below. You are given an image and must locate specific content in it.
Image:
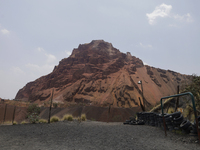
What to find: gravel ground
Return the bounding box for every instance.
[0,121,200,150]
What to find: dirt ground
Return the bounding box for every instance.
[0,121,200,150]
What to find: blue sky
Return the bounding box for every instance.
[0,0,200,99]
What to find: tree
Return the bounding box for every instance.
[183,74,200,109]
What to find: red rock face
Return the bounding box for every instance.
[15,40,190,108]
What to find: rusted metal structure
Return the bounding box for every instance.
[160,92,200,142]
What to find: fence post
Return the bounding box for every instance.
[174,85,179,112]
[12,106,16,125]
[3,104,7,124]
[48,89,54,123]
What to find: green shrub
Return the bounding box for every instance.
[50,116,60,123]
[53,103,58,108]
[27,103,40,115]
[81,114,86,121]
[27,104,41,123]
[39,119,48,123]
[62,114,73,121]
[28,112,39,123]
[182,75,200,108]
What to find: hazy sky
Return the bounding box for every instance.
[0,0,200,99]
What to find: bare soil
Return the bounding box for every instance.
[0,121,199,150]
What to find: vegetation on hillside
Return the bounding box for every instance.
[182,75,200,110]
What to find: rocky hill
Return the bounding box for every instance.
[15,40,190,108]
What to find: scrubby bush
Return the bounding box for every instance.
[27,104,41,123]
[182,75,200,109]
[39,119,48,123]
[62,114,73,121]
[27,103,40,114]
[50,116,60,123]
[28,112,39,123]
[53,103,58,108]
[77,117,81,122]
[21,120,28,124]
[13,121,17,125]
[81,114,87,121]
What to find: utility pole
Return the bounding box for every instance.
[138,80,145,111]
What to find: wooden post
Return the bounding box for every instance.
[107,104,111,123]
[3,104,7,124]
[12,106,16,125]
[175,85,179,112]
[140,81,145,111]
[139,97,145,112]
[48,89,54,123]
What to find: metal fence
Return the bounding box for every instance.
[0,103,28,124]
[0,104,16,124]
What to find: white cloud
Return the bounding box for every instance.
[26,63,41,71]
[147,3,193,25]
[11,67,25,75]
[174,13,193,23]
[139,43,152,49]
[25,47,57,75]
[169,24,178,27]
[1,29,10,35]
[45,53,56,63]
[36,47,56,63]
[65,50,71,56]
[37,47,45,52]
[146,3,172,25]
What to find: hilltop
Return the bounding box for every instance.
[15,40,190,108]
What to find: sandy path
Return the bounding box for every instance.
[0,121,199,150]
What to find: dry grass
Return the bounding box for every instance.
[3,99,30,107]
[167,107,175,114]
[2,121,13,125]
[62,114,73,121]
[149,98,173,112]
[50,116,60,123]
[81,114,87,121]
[21,120,28,124]
[12,121,18,125]
[183,105,195,122]
[39,119,48,123]
[77,117,81,122]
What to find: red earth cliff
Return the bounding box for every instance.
[15,40,190,108]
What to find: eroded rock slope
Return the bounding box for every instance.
[15,40,190,107]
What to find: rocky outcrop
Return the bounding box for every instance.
[15,40,190,107]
